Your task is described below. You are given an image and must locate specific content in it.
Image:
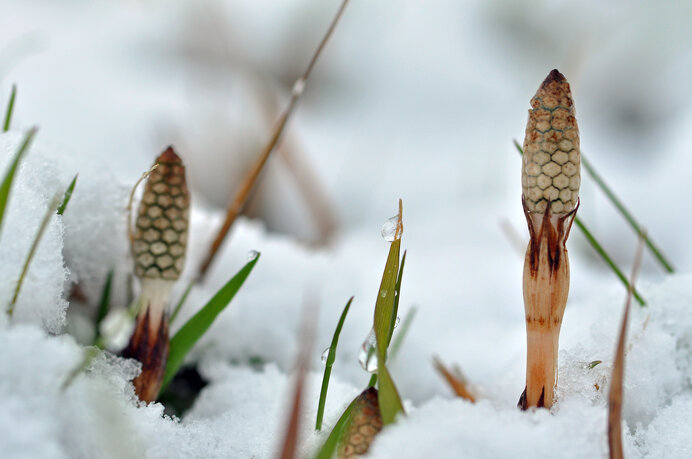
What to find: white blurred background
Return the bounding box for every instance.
[3,0,692,264]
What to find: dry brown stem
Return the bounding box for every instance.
[278,296,318,459]
[608,234,645,459]
[519,199,577,409]
[198,0,351,278]
[433,356,476,403]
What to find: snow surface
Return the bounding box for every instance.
[1,0,692,458]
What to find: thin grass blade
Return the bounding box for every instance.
[61,346,100,391]
[608,234,645,459]
[170,279,195,324]
[314,397,358,459]
[581,154,673,273]
[3,85,16,132]
[513,140,645,306]
[162,255,259,389]
[57,174,77,215]
[574,218,645,306]
[389,306,416,362]
[8,191,61,316]
[0,127,36,233]
[316,296,353,431]
[387,250,406,346]
[93,269,113,344]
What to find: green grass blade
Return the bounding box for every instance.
[387,250,406,346]
[3,85,16,132]
[93,269,113,344]
[61,346,100,391]
[375,364,403,425]
[373,201,405,424]
[8,191,61,316]
[170,279,195,324]
[57,174,78,216]
[580,155,674,273]
[0,127,36,233]
[316,296,353,431]
[314,397,357,459]
[573,218,645,306]
[374,238,400,359]
[161,255,259,390]
[389,306,416,362]
[514,139,673,274]
[513,140,646,306]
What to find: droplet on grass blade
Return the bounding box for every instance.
[381,215,402,242]
[358,329,379,373]
[246,250,259,262]
[100,308,135,352]
[321,347,330,364]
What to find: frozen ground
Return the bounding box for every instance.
[1,0,692,458]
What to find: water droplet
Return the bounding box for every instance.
[99,309,135,352]
[357,329,379,373]
[292,77,306,97]
[246,250,259,262]
[321,347,330,364]
[380,290,387,298]
[381,214,402,242]
[394,316,401,328]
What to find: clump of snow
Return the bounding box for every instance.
[0,132,69,333]
[0,323,158,458]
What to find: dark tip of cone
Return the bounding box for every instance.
[363,386,378,397]
[158,146,181,163]
[541,69,566,87]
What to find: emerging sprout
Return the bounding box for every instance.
[519,70,580,410]
[338,387,383,458]
[123,146,189,402]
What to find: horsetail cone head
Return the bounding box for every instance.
[519,70,580,410]
[132,146,190,282]
[338,387,383,459]
[124,146,189,403]
[522,69,580,215]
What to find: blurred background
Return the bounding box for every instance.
[3,0,692,255]
[3,0,692,405]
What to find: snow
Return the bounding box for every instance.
[1,0,692,458]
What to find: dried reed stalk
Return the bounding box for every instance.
[518,69,580,410]
[432,356,476,403]
[198,0,350,278]
[608,234,645,459]
[123,147,189,402]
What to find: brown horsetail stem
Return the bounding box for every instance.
[123,146,190,402]
[338,387,383,459]
[518,69,580,410]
